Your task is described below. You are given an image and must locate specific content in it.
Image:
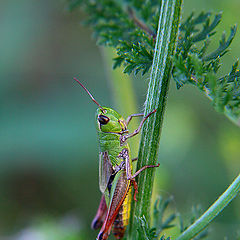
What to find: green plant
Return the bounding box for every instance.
[68,0,240,239]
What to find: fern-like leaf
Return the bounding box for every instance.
[68,1,240,124]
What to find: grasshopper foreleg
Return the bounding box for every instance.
[118,148,159,201]
[120,109,156,145]
[126,113,144,125]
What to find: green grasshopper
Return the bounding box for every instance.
[74,78,159,240]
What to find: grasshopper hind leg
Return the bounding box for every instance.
[112,185,132,239]
[118,148,159,201]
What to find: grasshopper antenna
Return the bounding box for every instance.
[73,77,104,111]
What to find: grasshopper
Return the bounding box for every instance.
[74,78,159,240]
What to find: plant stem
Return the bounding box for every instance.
[128,0,183,238]
[175,174,240,240]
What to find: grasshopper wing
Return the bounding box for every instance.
[99,151,114,194]
[91,195,107,230]
[97,170,130,240]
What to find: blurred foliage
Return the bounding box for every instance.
[0,0,239,239]
[7,216,85,240]
[179,205,208,240]
[133,197,176,240]
[123,197,175,240]
[124,197,209,240]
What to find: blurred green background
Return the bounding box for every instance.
[0,0,239,239]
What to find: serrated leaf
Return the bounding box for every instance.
[153,197,176,236]
[69,1,240,124]
[136,216,157,240]
[192,13,222,42]
[203,25,237,61]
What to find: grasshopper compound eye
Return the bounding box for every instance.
[98,115,110,125]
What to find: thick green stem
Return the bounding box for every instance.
[128,0,182,238]
[175,174,240,240]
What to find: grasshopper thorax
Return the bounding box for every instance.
[96,107,127,133]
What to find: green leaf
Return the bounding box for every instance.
[69,1,240,125]
[135,216,157,240]
[153,196,176,235]
[203,25,237,61]
[192,13,222,42]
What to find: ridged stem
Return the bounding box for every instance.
[128,0,183,239]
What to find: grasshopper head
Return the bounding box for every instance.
[96,107,127,133]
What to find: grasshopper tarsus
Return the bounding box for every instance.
[145,109,157,118]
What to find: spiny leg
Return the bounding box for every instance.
[131,163,160,179]
[126,113,144,125]
[118,148,159,201]
[128,162,159,201]
[104,110,155,137]
[121,109,156,144]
